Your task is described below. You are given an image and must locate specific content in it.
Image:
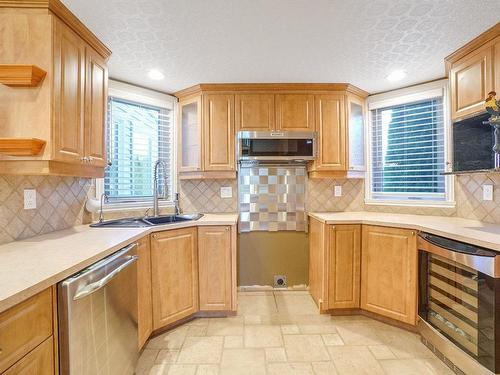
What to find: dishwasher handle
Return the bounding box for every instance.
[73,255,138,300]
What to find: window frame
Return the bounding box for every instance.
[365,79,455,208]
[96,80,177,212]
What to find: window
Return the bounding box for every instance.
[366,81,453,206]
[98,80,176,209]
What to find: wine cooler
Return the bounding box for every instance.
[418,232,500,374]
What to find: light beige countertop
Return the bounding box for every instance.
[309,211,500,252]
[0,213,238,313]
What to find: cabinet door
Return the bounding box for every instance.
[198,226,232,311]
[450,45,493,120]
[495,37,500,94]
[179,96,202,172]
[53,19,85,163]
[275,94,315,131]
[327,225,361,309]
[151,228,198,329]
[361,225,417,325]
[347,95,365,172]
[235,94,275,131]
[3,337,54,375]
[203,94,235,171]
[84,46,108,167]
[137,236,152,349]
[314,94,346,170]
[0,288,53,373]
[308,217,327,311]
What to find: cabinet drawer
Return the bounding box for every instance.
[3,337,54,375]
[0,289,53,373]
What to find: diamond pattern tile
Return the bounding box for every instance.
[0,176,91,245]
[179,179,237,214]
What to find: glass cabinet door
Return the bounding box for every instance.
[348,98,365,172]
[179,96,202,172]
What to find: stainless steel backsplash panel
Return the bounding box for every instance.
[238,164,306,232]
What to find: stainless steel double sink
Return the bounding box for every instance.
[90,213,204,228]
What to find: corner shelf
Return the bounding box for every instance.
[0,138,46,156]
[0,65,47,87]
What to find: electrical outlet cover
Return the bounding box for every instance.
[220,186,232,198]
[24,189,37,210]
[483,184,494,201]
[334,185,342,197]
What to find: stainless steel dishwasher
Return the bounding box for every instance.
[58,242,139,375]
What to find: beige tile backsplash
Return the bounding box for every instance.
[2,172,500,245]
[0,175,92,245]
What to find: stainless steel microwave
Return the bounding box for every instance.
[237,131,316,161]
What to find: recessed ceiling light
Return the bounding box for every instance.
[148,69,165,80]
[386,69,407,82]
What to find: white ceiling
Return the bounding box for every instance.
[62,0,499,95]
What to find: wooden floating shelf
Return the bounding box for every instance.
[0,65,47,87]
[0,138,46,156]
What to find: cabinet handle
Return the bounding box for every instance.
[225,227,230,231]
[411,231,416,236]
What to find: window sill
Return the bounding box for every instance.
[364,199,456,209]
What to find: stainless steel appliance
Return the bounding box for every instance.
[237,131,316,161]
[58,243,139,375]
[418,232,500,375]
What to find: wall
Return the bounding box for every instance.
[307,174,500,224]
[0,176,92,245]
[178,179,238,213]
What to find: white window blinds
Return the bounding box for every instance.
[370,96,446,202]
[105,97,173,203]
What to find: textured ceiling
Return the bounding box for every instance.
[62,0,499,95]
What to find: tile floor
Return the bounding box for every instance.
[136,291,454,375]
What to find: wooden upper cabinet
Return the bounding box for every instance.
[0,2,111,178]
[361,225,417,325]
[84,46,108,167]
[151,228,198,329]
[53,19,86,164]
[203,94,235,171]
[198,226,233,311]
[178,96,202,173]
[347,95,365,173]
[275,94,315,131]
[327,224,361,309]
[313,94,346,171]
[137,236,153,350]
[450,46,493,120]
[235,94,275,131]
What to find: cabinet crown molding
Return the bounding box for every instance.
[445,22,499,73]
[174,83,369,99]
[0,0,112,59]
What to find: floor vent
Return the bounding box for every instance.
[274,275,287,288]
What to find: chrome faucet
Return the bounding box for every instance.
[153,160,168,217]
[99,193,108,223]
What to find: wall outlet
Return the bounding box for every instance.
[483,184,494,201]
[220,186,232,198]
[334,185,342,197]
[24,189,37,210]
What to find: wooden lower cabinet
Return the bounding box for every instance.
[360,225,418,325]
[137,236,153,349]
[308,217,327,310]
[198,225,236,311]
[309,219,361,311]
[151,228,199,329]
[327,224,361,309]
[3,337,54,375]
[0,289,54,373]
